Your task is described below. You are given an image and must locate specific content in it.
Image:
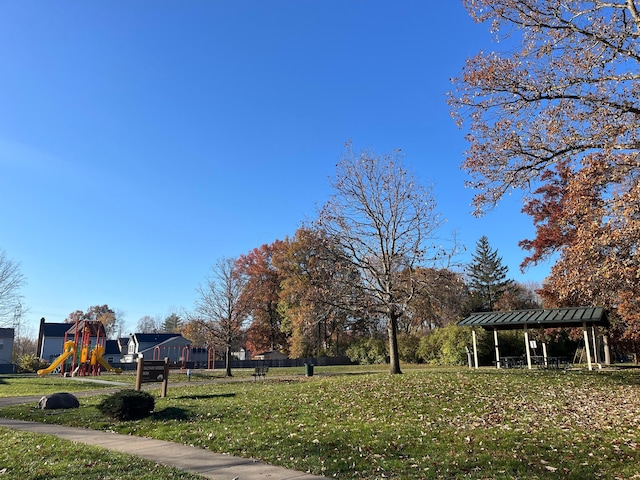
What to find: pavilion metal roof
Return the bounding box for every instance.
[457,307,607,330]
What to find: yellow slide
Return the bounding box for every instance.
[38,340,76,376]
[91,345,123,374]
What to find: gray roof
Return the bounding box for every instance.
[133,333,181,343]
[457,307,607,330]
[104,340,121,355]
[41,323,74,338]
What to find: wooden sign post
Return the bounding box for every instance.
[135,356,170,397]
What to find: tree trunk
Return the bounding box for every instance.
[387,313,402,374]
[225,345,232,377]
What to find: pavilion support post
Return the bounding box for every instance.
[583,322,593,371]
[524,326,532,370]
[542,341,548,368]
[603,334,611,365]
[592,326,599,364]
[472,329,479,369]
[494,328,500,369]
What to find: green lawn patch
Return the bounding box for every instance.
[1,367,639,479]
[0,427,204,479]
[0,375,122,397]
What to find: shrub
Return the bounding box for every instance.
[97,389,155,421]
[397,333,421,363]
[417,325,492,366]
[345,337,388,364]
[17,354,49,373]
[497,330,526,357]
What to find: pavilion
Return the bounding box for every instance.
[457,307,609,371]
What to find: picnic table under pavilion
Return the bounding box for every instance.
[457,307,609,371]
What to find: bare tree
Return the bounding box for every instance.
[136,315,161,333]
[317,144,443,374]
[402,268,469,332]
[0,249,25,328]
[13,335,37,361]
[195,257,248,377]
[113,308,127,338]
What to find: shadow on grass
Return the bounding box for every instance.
[607,367,640,386]
[174,393,236,400]
[320,371,379,377]
[152,407,192,420]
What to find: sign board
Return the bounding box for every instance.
[140,360,167,383]
[135,357,170,397]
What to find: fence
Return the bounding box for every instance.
[184,356,354,370]
[0,364,16,374]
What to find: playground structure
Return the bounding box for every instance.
[37,319,122,377]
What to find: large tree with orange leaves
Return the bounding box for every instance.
[65,305,120,339]
[275,227,365,358]
[450,1,640,344]
[236,242,289,356]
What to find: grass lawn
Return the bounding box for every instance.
[1,366,639,479]
[0,364,393,397]
[0,427,204,479]
[0,374,126,397]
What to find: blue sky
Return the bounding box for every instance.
[1,1,551,336]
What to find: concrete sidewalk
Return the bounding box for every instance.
[0,417,326,479]
[0,389,328,480]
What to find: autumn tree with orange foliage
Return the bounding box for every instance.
[450,1,640,347]
[275,228,366,358]
[236,242,289,356]
[65,305,120,339]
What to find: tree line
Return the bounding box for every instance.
[180,145,545,376]
[184,229,539,375]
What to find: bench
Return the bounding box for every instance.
[498,356,525,368]
[252,366,268,380]
[497,356,571,369]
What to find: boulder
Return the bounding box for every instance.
[38,392,80,410]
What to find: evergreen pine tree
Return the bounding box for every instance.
[466,236,513,311]
[162,313,183,333]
